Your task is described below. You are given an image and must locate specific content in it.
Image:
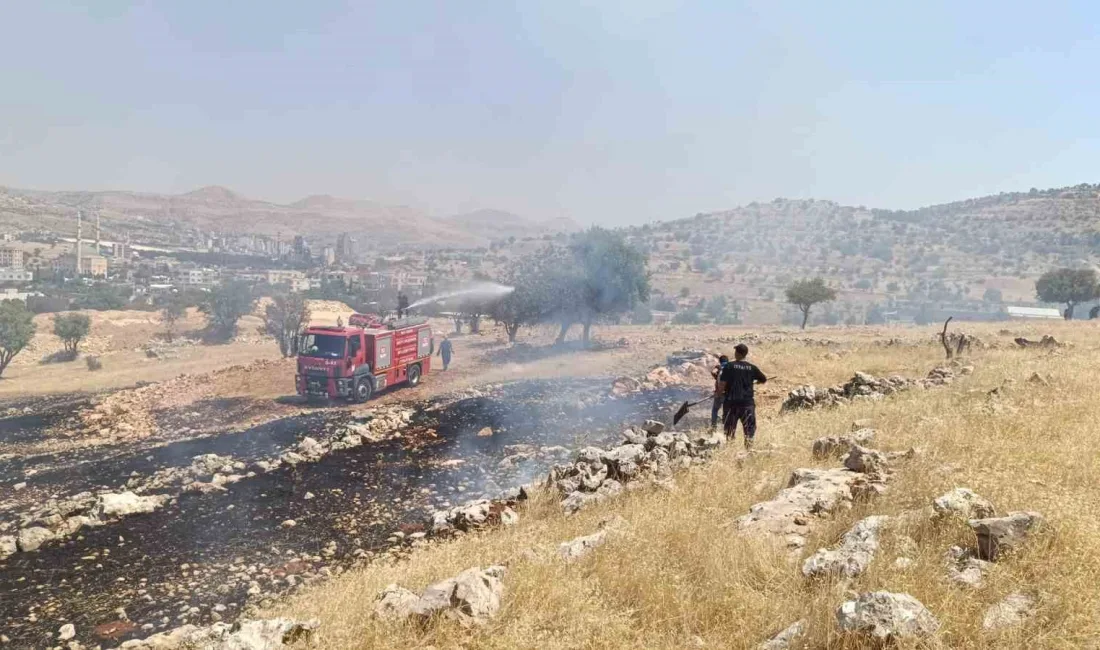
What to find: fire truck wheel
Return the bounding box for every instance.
[407,364,422,387]
[354,379,373,403]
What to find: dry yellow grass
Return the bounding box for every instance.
[264,321,1100,649]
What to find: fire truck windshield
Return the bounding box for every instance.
[299,333,347,359]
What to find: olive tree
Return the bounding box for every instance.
[1035,268,1099,319]
[785,278,837,329]
[262,293,311,357]
[0,301,36,378]
[53,312,91,357]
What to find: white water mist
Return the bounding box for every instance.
[409,281,515,310]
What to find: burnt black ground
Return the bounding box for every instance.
[0,379,700,648]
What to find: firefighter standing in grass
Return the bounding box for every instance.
[716,343,767,448]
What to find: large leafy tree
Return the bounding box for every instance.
[157,294,188,342]
[0,301,36,378]
[53,312,91,356]
[490,254,556,343]
[1035,268,1099,319]
[553,228,651,343]
[199,281,256,341]
[262,293,311,357]
[785,278,837,329]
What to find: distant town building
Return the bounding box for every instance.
[1005,306,1063,320]
[53,254,107,278]
[0,247,23,269]
[336,233,357,261]
[322,246,336,267]
[0,269,33,284]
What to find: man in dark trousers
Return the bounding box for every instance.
[717,343,767,448]
[437,336,454,370]
[710,354,729,431]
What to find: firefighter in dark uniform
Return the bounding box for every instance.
[716,343,767,448]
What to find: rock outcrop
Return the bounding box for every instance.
[118,618,318,650]
[811,428,875,459]
[970,512,1044,561]
[781,367,957,413]
[933,488,995,521]
[546,426,723,515]
[758,620,805,650]
[373,566,507,626]
[836,591,940,640]
[558,516,630,563]
[944,545,992,588]
[982,592,1036,630]
[802,516,887,579]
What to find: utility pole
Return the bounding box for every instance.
[95,212,101,254]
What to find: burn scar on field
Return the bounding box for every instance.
[0,378,697,648]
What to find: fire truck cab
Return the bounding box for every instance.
[296,317,434,402]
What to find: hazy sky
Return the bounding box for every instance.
[2,2,1099,226]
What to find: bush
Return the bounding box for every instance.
[85,356,103,371]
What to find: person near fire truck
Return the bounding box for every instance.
[437,336,454,370]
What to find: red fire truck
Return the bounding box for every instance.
[296,317,434,402]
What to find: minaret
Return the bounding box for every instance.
[76,210,84,275]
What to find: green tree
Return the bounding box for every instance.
[981,287,1003,304]
[262,293,311,357]
[785,278,837,329]
[199,281,256,341]
[490,257,554,343]
[1035,268,1099,319]
[0,301,36,378]
[551,228,650,343]
[53,312,91,356]
[704,295,728,321]
[157,294,188,342]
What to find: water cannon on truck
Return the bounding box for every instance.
[296,316,434,402]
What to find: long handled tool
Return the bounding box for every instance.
[672,376,781,426]
[673,393,715,426]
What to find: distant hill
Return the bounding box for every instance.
[0,186,577,251]
[625,183,1100,320]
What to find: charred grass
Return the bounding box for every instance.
[263,321,1100,649]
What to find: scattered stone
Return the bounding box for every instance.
[58,624,76,641]
[118,618,318,649]
[970,512,1044,561]
[0,535,17,559]
[982,593,1036,630]
[893,558,914,570]
[782,368,956,412]
[843,446,891,477]
[17,526,56,552]
[945,545,992,588]
[557,516,629,563]
[811,429,875,459]
[758,620,805,650]
[737,467,886,552]
[96,492,170,519]
[477,427,494,437]
[374,566,507,626]
[279,519,297,529]
[1027,372,1050,386]
[643,419,665,435]
[933,488,996,520]
[802,516,887,578]
[836,591,940,640]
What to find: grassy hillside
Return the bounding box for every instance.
[266,320,1100,649]
[624,185,1100,323]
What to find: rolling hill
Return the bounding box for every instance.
[0,185,574,251]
